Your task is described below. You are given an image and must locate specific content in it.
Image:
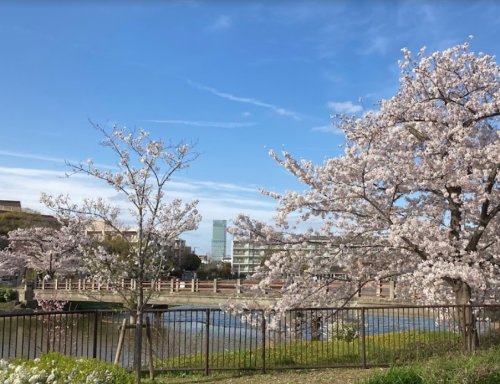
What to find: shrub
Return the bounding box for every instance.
[0,288,16,302]
[323,317,360,342]
[0,352,134,384]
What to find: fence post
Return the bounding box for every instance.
[78,279,81,290]
[191,279,195,293]
[54,279,58,290]
[213,279,218,293]
[236,279,241,294]
[376,281,381,297]
[261,311,266,373]
[204,308,210,375]
[170,278,174,293]
[93,311,98,359]
[41,279,45,290]
[360,307,367,368]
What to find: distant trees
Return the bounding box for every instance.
[0,222,85,280]
[197,261,232,280]
[0,210,58,238]
[179,253,201,272]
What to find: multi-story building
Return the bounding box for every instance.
[211,220,227,261]
[231,237,345,277]
[0,200,22,212]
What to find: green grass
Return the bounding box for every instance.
[155,330,461,370]
[361,346,500,384]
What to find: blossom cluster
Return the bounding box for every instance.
[230,40,499,313]
[0,355,131,384]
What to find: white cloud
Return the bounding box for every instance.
[311,125,343,135]
[327,101,363,114]
[141,119,255,129]
[359,35,389,56]
[211,15,232,30]
[188,80,302,120]
[242,111,252,118]
[0,166,276,254]
[0,150,115,169]
[0,150,67,164]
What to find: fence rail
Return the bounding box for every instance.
[34,278,397,299]
[0,305,499,373]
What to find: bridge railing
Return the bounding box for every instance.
[34,278,397,299]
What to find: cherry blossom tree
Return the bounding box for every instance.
[42,124,201,382]
[0,221,85,280]
[231,41,499,349]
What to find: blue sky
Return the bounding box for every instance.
[1,0,499,255]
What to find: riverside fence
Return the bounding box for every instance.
[0,305,499,373]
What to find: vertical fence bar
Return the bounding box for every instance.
[360,307,367,369]
[261,310,266,373]
[92,311,98,359]
[462,305,467,353]
[204,308,210,375]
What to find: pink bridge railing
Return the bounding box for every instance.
[34,278,397,299]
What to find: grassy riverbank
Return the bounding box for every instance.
[147,346,500,384]
[156,330,462,370]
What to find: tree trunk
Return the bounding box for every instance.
[453,281,478,353]
[134,282,144,384]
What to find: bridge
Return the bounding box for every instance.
[21,278,397,307]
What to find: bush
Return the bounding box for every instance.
[0,288,16,302]
[323,317,360,342]
[0,352,134,384]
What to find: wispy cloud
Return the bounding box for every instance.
[188,80,302,120]
[359,35,389,55]
[311,124,343,135]
[142,119,255,129]
[327,101,363,114]
[0,150,67,164]
[210,15,233,31]
[0,166,276,254]
[0,150,115,170]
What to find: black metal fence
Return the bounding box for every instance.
[0,305,499,373]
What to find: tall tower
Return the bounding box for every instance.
[211,220,227,261]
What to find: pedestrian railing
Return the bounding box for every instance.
[33,278,398,299]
